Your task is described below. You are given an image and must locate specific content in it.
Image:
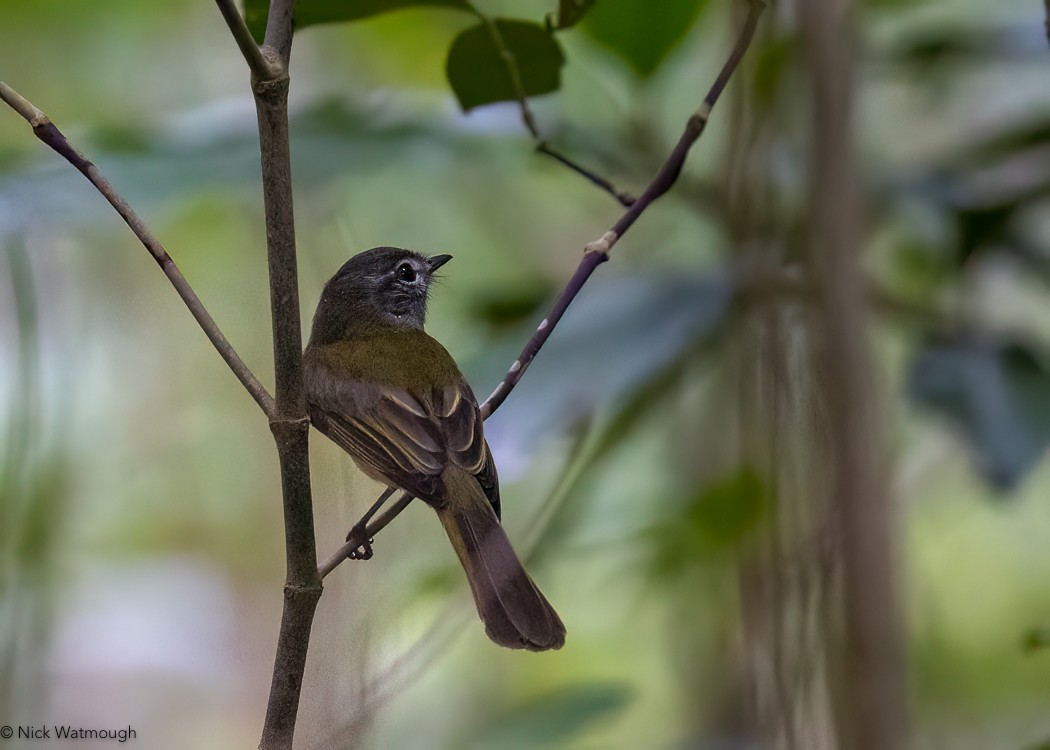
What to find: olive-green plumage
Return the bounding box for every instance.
[304,247,565,651]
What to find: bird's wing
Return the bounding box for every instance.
[309,374,499,514]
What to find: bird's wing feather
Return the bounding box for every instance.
[434,383,500,518]
[309,372,498,513]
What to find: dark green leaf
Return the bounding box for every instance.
[909,337,1050,489]
[956,204,1015,265]
[545,0,596,31]
[1021,625,1050,653]
[446,20,565,111]
[462,683,632,749]
[582,0,707,77]
[688,469,772,545]
[243,0,472,43]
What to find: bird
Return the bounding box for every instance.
[303,246,565,652]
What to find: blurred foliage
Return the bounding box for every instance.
[1021,625,1050,654]
[909,337,1050,490]
[0,237,69,718]
[581,0,708,77]
[649,468,773,577]
[460,683,632,749]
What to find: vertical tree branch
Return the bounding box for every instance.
[220,1,324,748]
[799,0,909,748]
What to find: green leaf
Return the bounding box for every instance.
[582,0,707,77]
[243,0,472,43]
[446,19,565,111]
[545,0,596,31]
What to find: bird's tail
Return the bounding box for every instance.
[436,471,565,652]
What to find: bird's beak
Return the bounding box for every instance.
[427,254,453,272]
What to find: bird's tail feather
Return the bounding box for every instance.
[436,479,565,652]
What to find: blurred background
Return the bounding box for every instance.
[3,0,1050,747]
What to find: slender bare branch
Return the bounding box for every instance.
[319,0,768,579]
[214,0,279,80]
[0,81,276,418]
[536,142,635,206]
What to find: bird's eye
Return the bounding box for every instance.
[396,263,417,283]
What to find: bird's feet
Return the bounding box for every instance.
[345,524,375,561]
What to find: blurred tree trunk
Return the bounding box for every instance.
[712,2,909,747]
[799,0,910,748]
[721,23,839,744]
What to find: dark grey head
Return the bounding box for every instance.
[308,246,452,345]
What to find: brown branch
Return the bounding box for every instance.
[799,0,909,747]
[536,142,635,207]
[263,0,295,68]
[0,81,277,419]
[467,3,635,207]
[319,0,768,579]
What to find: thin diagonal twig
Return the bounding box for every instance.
[321,0,768,579]
[536,142,636,206]
[0,81,276,419]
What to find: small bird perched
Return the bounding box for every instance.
[304,247,565,652]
